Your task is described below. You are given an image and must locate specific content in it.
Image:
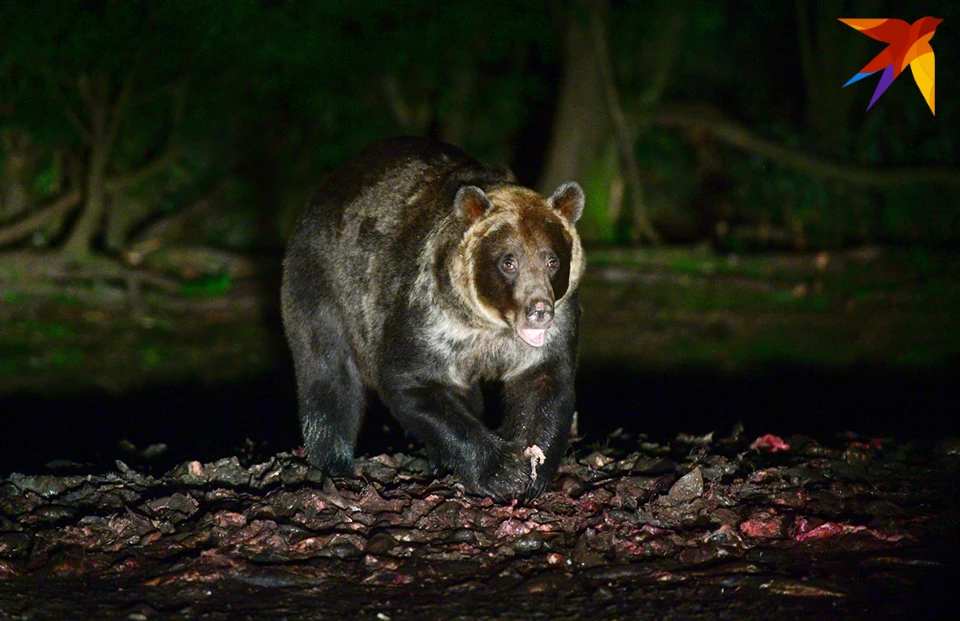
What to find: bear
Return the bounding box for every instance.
[281,136,585,500]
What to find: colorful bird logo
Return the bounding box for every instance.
[840,17,942,115]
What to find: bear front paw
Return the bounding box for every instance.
[474,459,530,501]
[468,444,550,501]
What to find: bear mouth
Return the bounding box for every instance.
[517,327,547,347]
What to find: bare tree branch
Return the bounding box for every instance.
[0,191,82,248]
[638,12,685,108]
[40,66,93,143]
[104,74,134,157]
[635,104,960,189]
[380,75,430,134]
[103,145,180,195]
[588,0,660,244]
[170,78,189,128]
[76,73,97,115]
[124,184,226,264]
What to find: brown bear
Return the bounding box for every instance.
[281,137,585,500]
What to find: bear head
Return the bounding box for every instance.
[451,182,585,347]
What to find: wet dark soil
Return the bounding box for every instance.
[2,435,958,620]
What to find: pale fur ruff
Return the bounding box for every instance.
[451,186,585,325]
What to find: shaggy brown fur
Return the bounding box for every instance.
[282,137,585,500]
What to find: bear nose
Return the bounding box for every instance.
[526,299,554,326]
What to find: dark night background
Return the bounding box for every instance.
[1,0,959,475]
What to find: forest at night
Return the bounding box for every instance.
[1,1,958,618]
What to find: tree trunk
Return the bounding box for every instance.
[538,2,610,198]
[62,132,108,260]
[538,1,612,244]
[61,75,129,261]
[1,128,37,221]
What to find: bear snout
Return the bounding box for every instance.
[525,299,554,327]
[516,298,554,347]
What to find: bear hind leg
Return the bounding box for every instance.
[289,317,364,476]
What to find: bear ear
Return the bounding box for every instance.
[548,182,584,224]
[455,186,494,225]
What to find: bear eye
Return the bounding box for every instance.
[500,255,517,274]
[546,255,559,271]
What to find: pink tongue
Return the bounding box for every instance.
[518,328,547,347]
